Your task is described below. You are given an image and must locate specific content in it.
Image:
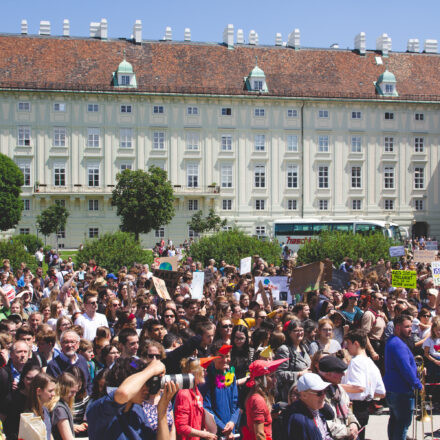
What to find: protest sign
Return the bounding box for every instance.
[153,269,180,294]
[389,246,405,257]
[152,276,171,300]
[254,276,290,302]
[191,271,205,299]
[328,269,352,291]
[413,250,438,264]
[391,270,417,289]
[290,260,333,296]
[426,241,438,251]
[154,256,178,271]
[431,261,440,287]
[240,257,252,275]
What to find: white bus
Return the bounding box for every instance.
[274,219,402,253]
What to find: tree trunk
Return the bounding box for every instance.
[135,231,140,242]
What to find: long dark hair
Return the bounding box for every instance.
[231,325,250,354]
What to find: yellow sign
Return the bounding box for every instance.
[391,270,417,289]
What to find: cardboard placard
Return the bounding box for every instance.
[153,269,180,295]
[426,241,438,251]
[391,270,417,289]
[431,261,440,286]
[240,257,252,275]
[290,260,333,296]
[154,256,179,271]
[191,271,205,300]
[389,246,405,257]
[413,250,438,264]
[327,269,352,291]
[152,276,171,300]
[254,276,291,302]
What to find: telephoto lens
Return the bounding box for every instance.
[161,374,195,389]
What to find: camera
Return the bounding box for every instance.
[147,374,195,394]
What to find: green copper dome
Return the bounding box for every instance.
[249,65,266,78]
[377,69,396,84]
[117,59,134,74]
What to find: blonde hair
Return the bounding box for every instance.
[56,373,77,409]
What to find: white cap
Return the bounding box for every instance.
[427,288,438,298]
[297,373,331,392]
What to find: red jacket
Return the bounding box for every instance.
[174,388,204,440]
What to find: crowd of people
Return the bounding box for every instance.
[0,237,438,440]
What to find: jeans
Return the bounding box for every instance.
[387,391,415,440]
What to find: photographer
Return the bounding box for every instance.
[86,357,178,440]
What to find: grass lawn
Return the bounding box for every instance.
[60,250,78,260]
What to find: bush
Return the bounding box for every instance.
[0,239,38,273]
[12,234,43,254]
[75,231,153,273]
[188,229,281,267]
[297,231,398,266]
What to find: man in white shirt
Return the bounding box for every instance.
[342,329,386,440]
[75,292,108,341]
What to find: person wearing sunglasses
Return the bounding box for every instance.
[214,318,233,345]
[74,292,108,341]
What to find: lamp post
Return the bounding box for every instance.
[412,219,417,241]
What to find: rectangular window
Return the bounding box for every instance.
[120,128,133,148]
[384,199,394,210]
[89,228,99,238]
[18,102,31,112]
[222,199,232,210]
[287,164,298,188]
[188,199,199,211]
[54,199,66,207]
[187,106,199,115]
[384,167,395,189]
[54,103,66,112]
[153,132,165,150]
[414,167,425,189]
[153,105,164,114]
[287,109,298,118]
[255,134,266,152]
[415,199,424,211]
[88,166,100,187]
[255,226,266,236]
[53,127,66,147]
[87,128,100,148]
[319,200,328,210]
[119,163,132,172]
[253,80,263,91]
[87,104,99,112]
[254,108,265,117]
[221,164,233,188]
[351,136,362,153]
[351,166,361,188]
[287,135,298,152]
[120,105,132,113]
[254,165,266,188]
[318,166,329,188]
[287,199,297,210]
[384,112,394,120]
[18,163,31,186]
[88,200,99,211]
[385,84,394,93]
[414,137,424,153]
[255,199,265,210]
[318,135,329,152]
[23,199,31,211]
[318,110,329,118]
[188,227,199,238]
[18,126,31,146]
[384,136,394,152]
[351,111,362,119]
[155,227,165,238]
[54,165,66,186]
[57,227,65,239]
[221,107,232,116]
[120,75,130,86]
[186,132,200,151]
[19,228,30,235]
[187,163,199,188]
[352,199,362,210]
[221,135,232,151]
[415,113,424,121]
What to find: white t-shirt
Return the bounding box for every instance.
[74,312,109,341]
[422,337,440,359]
[342,354,385,401]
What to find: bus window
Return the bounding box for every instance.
[293,224,314,235]
[390,226,402,242]
[355,224,382,235]
[313,224,330,234]
[332,223,352,233]
[274,224,294,236]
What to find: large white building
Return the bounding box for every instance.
[1,20,440,247]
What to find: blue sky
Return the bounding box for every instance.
[1,0,439,52]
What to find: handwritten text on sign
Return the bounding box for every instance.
[391,270,417,289]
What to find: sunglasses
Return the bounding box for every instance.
[421,314,431,318]
[308,390,326,397]
[164,315,175,318]
[147,353,161,359]
[87,301,98,305]
[222,324,233,329]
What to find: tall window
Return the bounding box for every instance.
[87,128,100,148]
[351,167,361,188]
[287,199,297,210]
[119,163,132,172]
[414,137,424,153]
[352,199,362,210]
[87,104,99,112]
[384,167,395,189]
[255,135,265,152]
[319,200,328,210]
[188,227,199,238]
[54,165,66,186]
[88,166,100,187]
[53,127,66,147]
[254,165,266,188]
[384,112,394,120]
[89,228,99,238]
[351,111,362,119]
[221,135,232,151]
[287,109,298,118]
[153,105,164,114]
[54,103,66,112]
[19,228,30,235]
[287,164,298,188]
[188,200,199,211]
[187,163,199,188]
[54,199,66,207]
[120,105,132,113]
[153,132,165,150]
[254,108,265,117]
[18,102,31,112]
[414,167,424,189]
[187,107,199,115]
[18,126,31,146]
[384,136,394,152]
[415,199,424,211]
[120,128,133,148]
[415,113,424,121]
[88,200,99,211]
[186,132,199,151]
[18,162,31,186]
[351,136,362,153]
[318,166,329,188]
[384,199,394,210]
[255,226,266,236]
[318,135,329,152]
[221,164,232,188]
[255,199,265,210]
[318,110,329,118]
[221,107,232,116]
[222,199,232,210]
[23,199,31,211]
[287,135,298,152]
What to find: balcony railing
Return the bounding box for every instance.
[34,184,114,194]
[173,185,220,195]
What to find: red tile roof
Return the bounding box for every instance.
[1,34,440,100]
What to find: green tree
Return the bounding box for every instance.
[75,231,153,273]
[13,233,43,254]
[111,167,175,241]
[188,228,281,267]
[36,204,69,247]
[188,208,227,234]
[0,239,37,273]
[0,153,24,231]
[297,231,398,266]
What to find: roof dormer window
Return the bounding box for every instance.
[245,57,268,93]
[375,69,398,97]
[113,54,137,88]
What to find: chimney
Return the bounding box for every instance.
[90,22,100,37]
[223,24,234,48]
[62,19,70,37]
[248,30,257,45]
[236,29,244,44]
[424,39,438,53]
[376,33,391,57]
[354,32,366,55]
[407,38,419,53]
[163,26,172,41]
[133,20,142,43]
[255,32,259,45]
[39,20,51,36]
[99,18,108,39]
[21,19,28,34]
[184,28,191,41]
[275,33,282,46]
[287,29,300,49]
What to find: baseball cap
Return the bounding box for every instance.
[343,292,359,300]
[297,373,331,392]
[318,355,348,373]
[106,273,118,280]
[427,288,438,298]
